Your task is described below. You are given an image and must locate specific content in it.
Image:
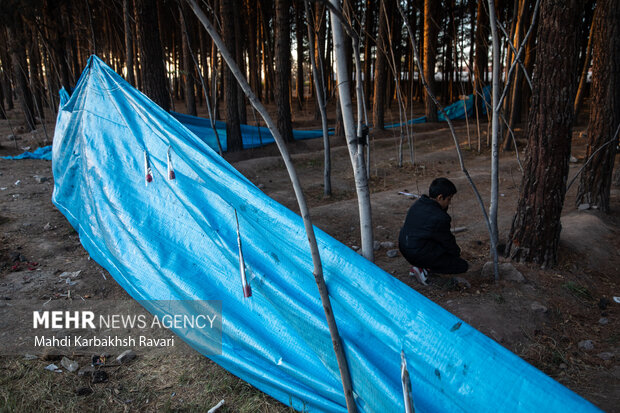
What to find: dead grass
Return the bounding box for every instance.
[0,354,294,412]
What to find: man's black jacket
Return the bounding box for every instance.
[398,195,460,265]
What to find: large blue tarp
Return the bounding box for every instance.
[51,56,600,412]
[170,111,330,151]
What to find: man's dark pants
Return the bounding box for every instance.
[400,248,468,274]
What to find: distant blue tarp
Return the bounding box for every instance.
[3,85,490,161]
[1,145,52,160]
[385,85,491,128]
[171,111,330,151]
[50,55,600,413]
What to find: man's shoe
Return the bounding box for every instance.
[409,266,429,285]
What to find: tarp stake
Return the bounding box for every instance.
[144,150,153,184]
[401,351,415,413]
[234,209,252,298]
[167,146,176,180]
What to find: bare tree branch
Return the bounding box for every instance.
[185,1,357,411]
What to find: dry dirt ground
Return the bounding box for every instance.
[0,100,619,412]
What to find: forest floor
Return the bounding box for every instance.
[0,99,619,412]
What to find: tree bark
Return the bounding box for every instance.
[259,0,275,103]
[246,1,260,96]
[6,17,36,130]
[574,10,595,120]
[502,0,529,151]
[423,0,438,122]
[180,4,197,116]
[233,0,247,125]
[0,40,14,111]
[576,0,620,213]
[362,0,375,107]
[473,0,488,111]
[506,0,584,268]
[275,0,294,142]
[304,0,331,196]
[123,0,135,85]
[27,26,45,120]
[0,73,5,119]
[313,3,327,120]
[444,0,455,103]
[295,0,304,109]
[372,0,389,130]
[487,0,501,277]
[328,0,374,264]
[135,0,170,111]
[220,0,243,151]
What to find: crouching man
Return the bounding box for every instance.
[398,177,468,284]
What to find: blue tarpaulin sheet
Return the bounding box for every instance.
[385,86,491,128]
[5,83,488,161]
[50,56,600,412]
[1,145,52,160]
[170,111,330,151]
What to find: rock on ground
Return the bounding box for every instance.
[578,340,594,351]
[481,262,524,282]
[116,349,136,364]
[60,356,79,373]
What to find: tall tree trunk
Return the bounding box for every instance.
[304,0,331,196]
[123,0,135,85]
[313,3,327,120]
[211,0,220,118]
[27,27,45,120]
[445,0,455,104]
[474,0,488,108]
[42,0,73,95]
[247,0,261,98]
[330,0,374,262]
[0,44,14,111]
[135,0,170,111]
[372,0,388,130]
[423,0,438,122]
[502,0,529,151]
[574,12,595,120]
[415,0,424,103]
[518,13,538,122]
[180,5,197,116]
[233,0,247,124]
[275,0,294,142]
[295,0,304,110]
[387,2,401,110]
[6,18,36,130]
[506,0,584,268]
[468,0,476,78]
[407,2,418,105]
[259,0,275,103]
[576,0,620,213]
[362,0,375,107]
[221,0,243,150]
[0,73,5,119]
[0,51,6,118]
[63,3,80,82]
